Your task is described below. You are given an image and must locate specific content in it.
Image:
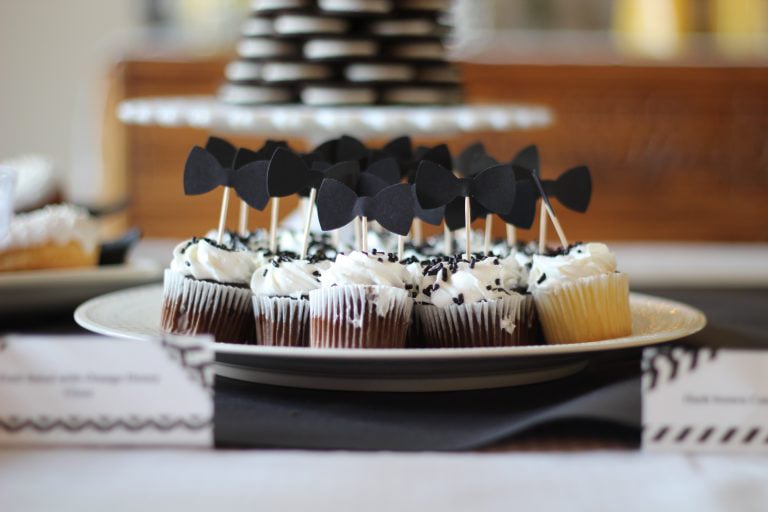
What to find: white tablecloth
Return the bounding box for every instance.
[2,449,768,512]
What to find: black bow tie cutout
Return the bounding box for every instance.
[312,135,368,166]
[317,179,414,236]
[234,139,287,169]
[368,136,413,175]
[456,142,499,178]
[414,160,516,216]
[444,197,487,231]
[183,145,272,211]
[407,144,452,182]
[412,185,445,226]
[514,164,592,214]
[204,136,236,168]
[511,144,540,174]
[356,160,438,225]
[363,157,400,186]
[498,179,538,229]
[267,147,360,198]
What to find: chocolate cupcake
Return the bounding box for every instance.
[416,254,537,348]
[161,238,257,344]
[528,243,631,344]
[309,250,413,349]
[251,255,328,347]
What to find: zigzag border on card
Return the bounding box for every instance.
[642,345,719,392]
[160,336,215,392]
[0,415,212,433]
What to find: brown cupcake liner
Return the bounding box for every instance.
[417,293,537,348]
[160,269,255,344]
[253,295,310,347]
[405,306,424,348]
[309,285,412,349]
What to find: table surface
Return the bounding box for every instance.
[3,449,768,512]
[2,241,768,511]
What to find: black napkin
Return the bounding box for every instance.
[214,354,642,451]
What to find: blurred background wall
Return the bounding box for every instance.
[1,0,767,240]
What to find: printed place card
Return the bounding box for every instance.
[0,335,213,446]
[643,346,768,453]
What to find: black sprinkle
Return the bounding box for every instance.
[537,273,547,285]
[312,270,321,277]
[262,269,268,277]
[486,285,492,290]
[494,278,501,285]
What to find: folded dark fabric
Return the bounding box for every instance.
[214,356,642,451]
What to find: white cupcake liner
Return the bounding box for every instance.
[253,295,310,347]
[532,272,632,344]
[309,285,412,349]
[417,293,534,348]
[161,269,254,344]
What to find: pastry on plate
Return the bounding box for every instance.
[0,204,99,272]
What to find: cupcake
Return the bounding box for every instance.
[528,242,631,344]
[251,254,327,347]
[416,254,537,348]
[161,238,257,344]
[309,249,414,349]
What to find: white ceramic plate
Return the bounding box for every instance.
[75,284,706,392]
[0,260,163,314]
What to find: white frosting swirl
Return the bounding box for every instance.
[500,254,525,290]
[170,239,255,285]
[318,251,410,288]
[251,258,322,298]
[0,204,98,252]
[421,257,518,308]
[528,243,618,291]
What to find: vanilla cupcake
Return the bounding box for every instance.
[309,249,413,349]
[161,238,257,344]
[528,243,631,344]
[417,255,537,348]
[0,204,99,272]
[251,255,327,347]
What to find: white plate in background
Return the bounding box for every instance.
[0,259,163,315]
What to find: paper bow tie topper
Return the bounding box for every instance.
[456,142,499,178]
[368,136,413,177]
[184,137,274,210]
[312,135,368,166]
[512,144,592,214]
[498,177,538,229]
[444,197,487,230]
[267,147,360,198]
[414,160,516,215]
[317,179,414,236]
[361,157,400,188]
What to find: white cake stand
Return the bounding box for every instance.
[117,96,553,143]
